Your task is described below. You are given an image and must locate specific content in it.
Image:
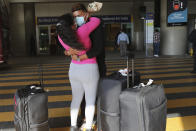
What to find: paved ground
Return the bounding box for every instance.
[0,51,196,131]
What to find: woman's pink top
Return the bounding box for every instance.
[58,17,100,64]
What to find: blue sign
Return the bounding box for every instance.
[168,8,187,23]
[145,13,154,20]
[167,0,187,26]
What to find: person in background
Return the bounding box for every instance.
[153,29,160,57]
[188,29,196,73]
[117,29,129,57]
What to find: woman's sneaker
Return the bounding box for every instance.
[84,129,93,131]
[80,121,96,131]
[70,126,79,131]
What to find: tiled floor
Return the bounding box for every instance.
[0,55,196,131]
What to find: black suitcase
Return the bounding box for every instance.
[14,65,49,131]
[98,52,140,131]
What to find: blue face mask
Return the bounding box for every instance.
[75,16,85,27]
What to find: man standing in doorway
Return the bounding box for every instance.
[117,29,129,57]
[188,29,196,73]
[153,29,160,57]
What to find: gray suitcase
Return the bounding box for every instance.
[14,65,49,131]
[98,52,139,131]
[99,79,125,131]
[119,82,167,131]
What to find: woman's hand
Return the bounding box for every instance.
[71,55,78,61]
[69,48,80,55]
[64,48,80,56]
[64,50,70,56]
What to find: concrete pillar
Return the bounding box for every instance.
[24,3,36,56]
[0,17,3,63]
[132,0,144,51]
[160,0,187,55]
[10,4,26,56]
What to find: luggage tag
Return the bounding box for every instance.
[118,68,132,76]
[133,79,153,89]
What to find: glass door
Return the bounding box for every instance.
[38,26,49,54]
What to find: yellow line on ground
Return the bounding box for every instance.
[0,95,72,106]
[11,62,192,70]
[1,83,196,96]
[0,99,14,106]
[166,115,196,131]
[167,98,196,108]
[155,78,196,85]
[50,127,70,131]
[107,68,192,74]
[49,108,70,118]
[48,95,72,103]
[0,71,67,77]
[0,107,78,122]
[0,112,14,122]
[18,60,191,69]
[139,68,191,74]
[1,112,196,131]
[0,67,192,79]
[0,72,38,77]
[0,62,191,77]
[2,94,196,109]
[108,66,192,72]
[141,72,196,79]
[0,75,67,81]
[0,86,71,95]
[165,86,196,94]
[0,79,70,87]
[108,63,192,70]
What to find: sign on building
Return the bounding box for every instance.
[167,0,187,26]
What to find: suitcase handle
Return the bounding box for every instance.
[38,64,44,87]
[126,51,135,88]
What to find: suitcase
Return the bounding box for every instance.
[119,83,167,131]
[14,65,49,131]
[98,52,140,131]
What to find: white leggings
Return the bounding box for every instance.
[69,62,99,129]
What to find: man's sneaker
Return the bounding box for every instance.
[154,54,159,57]
[70,126,79,131]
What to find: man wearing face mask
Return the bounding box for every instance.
[68,3,106,78]
[64,3,106,131]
